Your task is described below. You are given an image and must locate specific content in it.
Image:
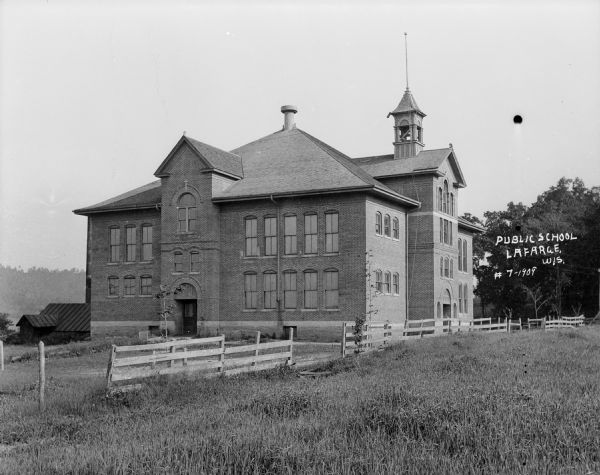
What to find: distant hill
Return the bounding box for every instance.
[0,264,86,325]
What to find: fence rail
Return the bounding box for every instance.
[107,330,293,392]
[341,314,585,357]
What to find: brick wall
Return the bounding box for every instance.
[88,208,162,337]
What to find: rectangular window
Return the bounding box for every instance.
[324,270,339,308]
[304,272,317,309]
[375,271,383,293]
[244,274,257,309]
[263,273,277,309]
[190,252,200,272]
[188,207,197,232]
[443,220,448,244]
[304,214,318,254]
[392,218,399,240]
[142,225,153,261]
[284,272,297,309]
[108,277,119,296]
[178,208,187,233]
[126,226,136,262]
[140,276,152,295]
[439,218,443,244]
[393,273,400,295]
[245,218,259,256]
[174,252,183,272]
[264,217,277,256]
[109,227,120,262]
[325,212,339,253]
[124,277,135,296]
[284,216,297,255]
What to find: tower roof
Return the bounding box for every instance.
[387,88,426,117]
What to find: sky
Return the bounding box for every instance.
[1,0,599,271]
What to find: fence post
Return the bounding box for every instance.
[106,345,116,391]
[341,323,347,358]
[287,327,294,366]
[218,335,225,372]
[542,317,546,330]
[151,349,156,369]
[168,345,175,368]
[39,341,45,411]
[183,347,188,367]
[253,331,260,366]
[0,340,4,371]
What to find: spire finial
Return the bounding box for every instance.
[404,32,409,91]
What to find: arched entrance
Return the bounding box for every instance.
[442,289,452,318]
[174,283,198,335]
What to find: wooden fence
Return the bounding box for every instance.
[545,315,585,329]
[107,330,293,392]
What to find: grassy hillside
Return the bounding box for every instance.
[1,328,599,474]
[0,265,85,322]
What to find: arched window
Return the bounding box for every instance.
[459,284,463,313]
[324,269,339,308]
[384,271,391,294]
[458,238,463,271]
[440,257,444,277]
[264,216,278,256]
[124,275,136,296]
[453,303,457,318]
[174,251,183,272]
[393,273,400,294]
[283,271,297,309]
[304,214,317,254]
[190,250,200,272]
[140,275,152,295]
[325,211,339,253]
[444,257,449,278]
[449,221,453,245]
[108,276,119,296]
[437,187,443,212]
[392,217,399,239]
[304,270,318,309]
[450,193,455,216]
[245,217,259,257]
[375,270,383,293]
[464,285,469,313]
[384,214,391,237]
[463,240,468,272]
[450,259,454,278]
[443,181,449,213]
[177,193,196,232]
[263,271,277,309]
[375,212,382,235]
[437,302,442,319]
[244,272,257,309]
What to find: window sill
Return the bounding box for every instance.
[107,262,120,266]
[139,295,153,298]
[283,254,299,258]
[172,272,184,275]
[260,309,277,312]
[124,295,136,298]
[322,252,339,257]
[107,295,119,299]
[301,309,318,312]
[325,308,340,312]
[301,253,318,258]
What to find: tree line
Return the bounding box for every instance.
[0,265,85,323]
[465,177,600,320]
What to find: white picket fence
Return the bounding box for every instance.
[107,330,293,392]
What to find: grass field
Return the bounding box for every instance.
[1,328,599,474]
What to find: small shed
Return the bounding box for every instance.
[16,303,90,343]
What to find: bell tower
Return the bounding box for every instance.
[388,33,426,159]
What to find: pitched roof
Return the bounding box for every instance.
[352,148,466,187]
[41,303,90,332]
[154,135,243,179]
[388,89,426,117]
[213,128,418,207]
[73,180,162,215]
[17,313,57,328]
[458,217,485,234]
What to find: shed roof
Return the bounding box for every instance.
[17,313,58,328]
[40,303,90,332]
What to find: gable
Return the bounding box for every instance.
[154,136,243,179]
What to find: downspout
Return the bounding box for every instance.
[404,212,409,326]
[270,195,282,330]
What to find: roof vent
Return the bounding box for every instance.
[281,105,298,130]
